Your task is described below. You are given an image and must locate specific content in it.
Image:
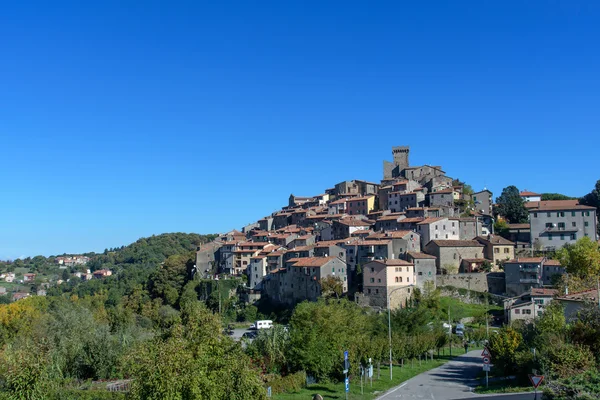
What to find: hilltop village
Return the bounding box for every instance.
[196,146,598,314]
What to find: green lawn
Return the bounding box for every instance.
[439,297,502,322]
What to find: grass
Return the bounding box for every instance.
[475,380,534,394]
[439,296,502,322]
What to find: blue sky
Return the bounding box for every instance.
[1,1,599,259]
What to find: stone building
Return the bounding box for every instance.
[362,259,415,310]
[474,235,515,268]
[416,217,459,250]
[423,240,485,274]
[406,252,437,289]
[383,146,410,180]
[529,202,597,250]
[472,189,493,216]
[504,257,564,296]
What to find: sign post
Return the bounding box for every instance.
[528,374,544,400]
[344,351,349,400]
[481,347,492,388]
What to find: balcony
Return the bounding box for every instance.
[542,227,578,233]
[520,278,540,284]
[520,267,539,273]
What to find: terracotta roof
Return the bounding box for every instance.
[366,231,414,239]
[287,256,338,267]
[557,288,598,302]
[406,252,436,259]
[504,257,544,264]
[347,195,375,202]
[524,200,582,210]
[377,214,405,221]
[238,242,268,248]
[475,235,515,246]
[520,191,541,196]
[507,223,530,230]
[287,245,316,252]
[329,198,349,205]
[531,288,557,296]
[365,259,413,266]
[543,259,562,266]
[428,240,484,248]
[351,230,374,236]
[399,217,425,224]
[336,218,372,227]
[417,217,446,225]
[314,240,345,247]
[357,239,392,246]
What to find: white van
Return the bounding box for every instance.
[254,320,273,330]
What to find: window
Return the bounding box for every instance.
[375,289,379,294]
[367,289,371,294]
[494,248,499,254]
[585,221,589,227]
[515,309,520,314]
[371,268,375,273]
[418,271,423,276]
[407,277,410,282]
[344,276,346,281]
[533,213,537,218]
[443,225,446,230]
[547,212,551,217]
[537,311,543,317]
[560,234,565,241]
[378,278,381,283]
[445,234,448,239]
[558,222,565,229]
[452,222,455,227]
[398,277,402,282]
[571,233,577,240]
[341,268,344,273]
[572,222,577,227]
[549,234,553,240]
[504,248,510,253]
[545,223,553,228]
[395,277,399,283]
[586,211,590,217]
[453,254,457,259]
[534,299,544,305]
[332,267,335,273]
[572,211,576,217]
[428,271,432,275]
[524,309,532,315]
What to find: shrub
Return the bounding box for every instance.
[264,371,307,395]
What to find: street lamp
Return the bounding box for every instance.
[387,285,412,380]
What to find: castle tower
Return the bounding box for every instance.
[383,146,410,180]
[392,146,410,171]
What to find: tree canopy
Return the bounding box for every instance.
[495,186,528,223]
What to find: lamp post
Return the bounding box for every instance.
[387,285,412,380]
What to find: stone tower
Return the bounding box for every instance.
[392,146,410,171]
[383,146,410,180]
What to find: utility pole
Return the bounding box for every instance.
[448,306,452,356]
[388,291,393,380]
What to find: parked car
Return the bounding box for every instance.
[242,331,258,340]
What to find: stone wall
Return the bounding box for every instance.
[436,272,506,295]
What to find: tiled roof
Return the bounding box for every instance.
[287,256,338,267]
[557,288,598,302]
[347,195,375,202]
[507,223,530,230]
[416,217,446,225]
[377,214,405,221]
[475,235,515,246]
[366,231,414,239]
[544,259,562,266]
[531,288,557,296]
[520,191,541,196]
[504,257,544,264]
[406,252,436,259]
[365,259,413,266]
[399,217,425,224]
[524,200,583,210]
[336,218,373,227]
[428,240,484,248]
[430,189,454,194]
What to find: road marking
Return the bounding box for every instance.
[380,382,407,398]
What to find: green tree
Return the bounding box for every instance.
[555,236,600,277]
[488,326,522,375]
[542,193,577,201]
[247,324,290,373]
[580,180,600,235]
[495,186,529,223]
[319,276,344,299]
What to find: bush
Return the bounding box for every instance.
[264,371,306,394]
[48,390,127,400]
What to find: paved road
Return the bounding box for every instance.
[376,350,532,400]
